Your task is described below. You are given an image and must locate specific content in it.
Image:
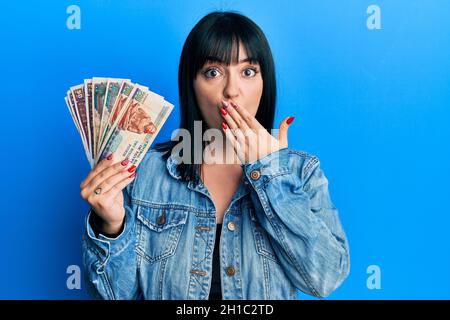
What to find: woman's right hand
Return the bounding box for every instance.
[80,154,136,235]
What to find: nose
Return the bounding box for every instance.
[223,73,240,100]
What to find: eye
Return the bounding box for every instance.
[243,68,258,77]
[204,67,221,78]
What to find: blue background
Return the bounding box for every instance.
[1,0,449,299]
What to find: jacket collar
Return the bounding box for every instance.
[166,152,182,180]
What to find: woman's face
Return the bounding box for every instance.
[193,43,263,130]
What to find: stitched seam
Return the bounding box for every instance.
[101,272,116,300]
[132,200,211,214]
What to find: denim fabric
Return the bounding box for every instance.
[81,147,350,300]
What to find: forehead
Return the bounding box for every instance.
[204,42,257,65]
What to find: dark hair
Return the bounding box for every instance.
[155,11,276,184]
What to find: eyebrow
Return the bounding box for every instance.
[205,56,258,64]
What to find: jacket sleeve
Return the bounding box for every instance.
[243,148,350,298]
[81,181,141,300]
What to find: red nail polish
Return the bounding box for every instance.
[222,122,228,130]
[129,172,136,178]
[128,165,136,173]
[286,116,295,125]
[106,154,113,161]
[220,107,228,116]
[121,159,129,166]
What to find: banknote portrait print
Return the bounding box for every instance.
[118,101,157,134]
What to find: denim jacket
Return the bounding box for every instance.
[81,147,350,300]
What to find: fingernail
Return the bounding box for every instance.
[286,116,295,125]
[220,107,228,116]
[222,100,229,108]
[121,159,129,166]
[128,165,136,173]
[231,101,238,108]
[129,172,136,178]
[222,122,228,130]
[106,153,113,161]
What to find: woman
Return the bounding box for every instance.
[80,11,350,300]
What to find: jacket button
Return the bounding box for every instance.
[226,266,236,276]
[250,170,261,180]
[227,221,236,231]
[156,211,166,225]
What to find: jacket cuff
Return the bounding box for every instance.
[84,207,135,273]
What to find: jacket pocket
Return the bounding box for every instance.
[136,204,188,264]
[249,208,279,264]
